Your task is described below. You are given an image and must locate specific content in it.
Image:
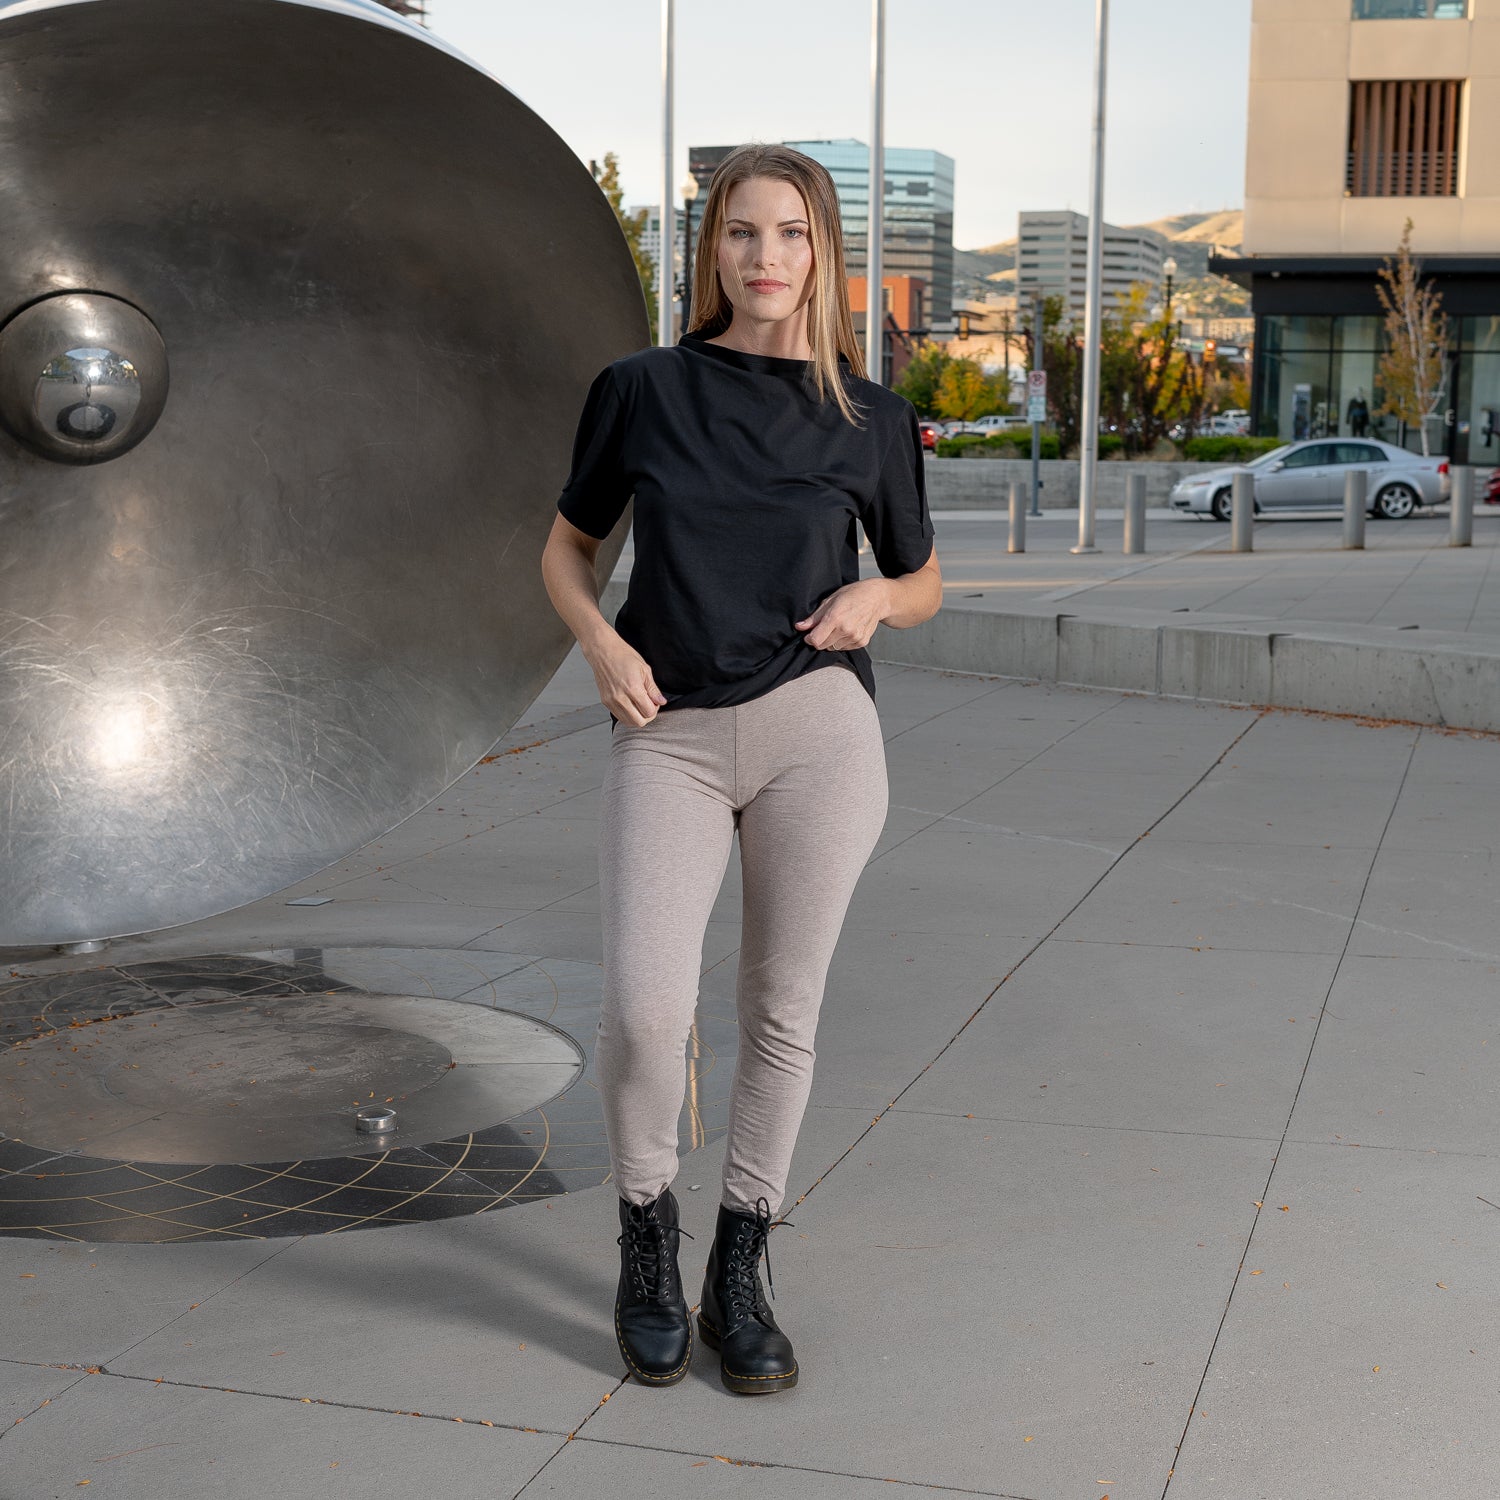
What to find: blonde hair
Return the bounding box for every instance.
[686,143,871,429]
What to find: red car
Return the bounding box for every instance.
[1485,469,1500,504]
[917,421,942,452]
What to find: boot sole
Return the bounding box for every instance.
[697,1313,798,1394]
[615,1305,692,1387]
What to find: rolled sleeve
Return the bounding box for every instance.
[859,402,936,578]
[557,364,632,541]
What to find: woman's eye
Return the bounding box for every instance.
[784,229,803,238]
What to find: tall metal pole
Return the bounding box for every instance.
[1030,290,1043,517]
[865,0,885,383]
[658,0,674,347]
[1072,0,1108,555]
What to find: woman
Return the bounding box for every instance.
[540,143,942,1395]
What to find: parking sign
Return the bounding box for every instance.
[1027,370,1047,424]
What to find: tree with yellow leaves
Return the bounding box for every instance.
[592,153,657,334]
[1376,218,1450,456]
[934,357,1006,424]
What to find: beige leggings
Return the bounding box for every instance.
[596,663,889,1216]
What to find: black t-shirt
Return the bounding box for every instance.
[556,330,936,717]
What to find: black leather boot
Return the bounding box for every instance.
[697,1197,797,1395]
[614,1190,692,1386]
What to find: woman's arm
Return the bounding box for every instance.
[874,543,942,630]
[794,542,943,650]
[541,514,668,726]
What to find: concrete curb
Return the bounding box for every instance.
[869,604,1500,732]
[600,578,1500,732]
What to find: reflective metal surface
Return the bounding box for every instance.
[0,293,169,462]
[0,990,585,1163]
[0,946,735,1241]
[0,0,644,945]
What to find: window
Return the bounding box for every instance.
[1353,1,1466,16]
[1347,79,1461,195]
[1283,443,1335,467]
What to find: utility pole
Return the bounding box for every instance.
[658,0,674,347]
[1073,0,1108,555]
[1030,291,1044,517]
[866,0,886,383]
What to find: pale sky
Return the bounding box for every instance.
[420,0,1252,249]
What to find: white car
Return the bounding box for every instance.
[1169,439,1450,521]
[967,414,1030,435]
[1204,409,1250,436]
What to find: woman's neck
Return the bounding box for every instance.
[704,315,813,362]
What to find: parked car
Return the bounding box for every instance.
[1205,409,1251,436]
[967,414,1030,435]
[917,420,942,452]
[1484,468,1500,505]
[1169,438,1450,521]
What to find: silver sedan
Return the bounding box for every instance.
[1169,439,1450,521]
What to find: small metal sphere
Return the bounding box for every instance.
[0,292,169,463]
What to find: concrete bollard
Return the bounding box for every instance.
[1451,465,1474,547]
[1123,471,1146,555]
[1342,468,1367,549]
[1231,471,1255,552]
[1008,480,1026,554]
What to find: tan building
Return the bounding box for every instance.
[1218,0,1500,459]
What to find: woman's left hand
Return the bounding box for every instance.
[794,579,891,652]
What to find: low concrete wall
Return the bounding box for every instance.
[602,578,1500,732]
[870,605,1500,733]
[925,457,1226,509]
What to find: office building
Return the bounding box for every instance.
[849,275,928,386]
[1214,0,1500,457]
[1015,210,1168,317]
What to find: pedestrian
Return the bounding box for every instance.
[540,143,942,1395]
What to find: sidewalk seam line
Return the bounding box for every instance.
[1157,726,1421,1499]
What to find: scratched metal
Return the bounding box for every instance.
[0,0,642,945]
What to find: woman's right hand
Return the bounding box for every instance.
[584,634,669,726]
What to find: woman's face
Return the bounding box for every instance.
[714,177,815,331]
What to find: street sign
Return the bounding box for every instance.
[1027,369,1047,425]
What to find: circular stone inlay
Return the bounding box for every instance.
[1,992,584,1165]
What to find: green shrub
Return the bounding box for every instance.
[1098,434,1124,459]
[1179,436,1284,463]
[934,433,990,457]
[934,432,1061,459]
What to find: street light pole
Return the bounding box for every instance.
[866,0,886,384]
[1030,289,1044,517]
[1072,0,1109,555]
[658,0,674,347]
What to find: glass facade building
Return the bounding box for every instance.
[688,140,956,331]
[1254,307,1500,460]
[1224,0,1499,458]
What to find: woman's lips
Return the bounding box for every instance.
[747,281,787,292]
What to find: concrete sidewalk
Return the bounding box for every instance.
[857,509,1500,732]
[918,508,1500,634]
[3,649,1496,1498]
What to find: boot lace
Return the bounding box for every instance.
[723,1196,793,1321]
[618,1203,693,1303]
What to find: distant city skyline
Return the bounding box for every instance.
[416,0,1251,250]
